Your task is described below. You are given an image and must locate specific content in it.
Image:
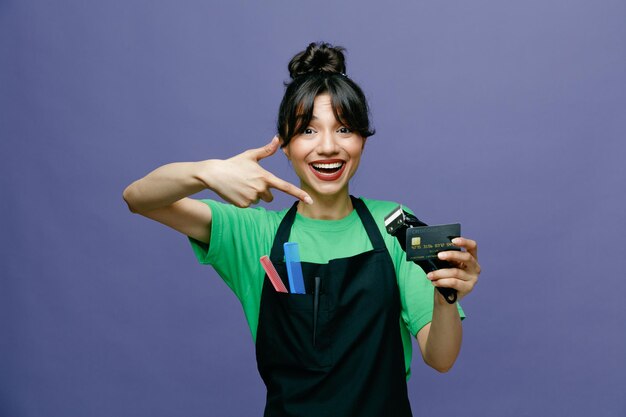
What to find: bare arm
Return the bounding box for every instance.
[416,294,463,373]
[123,137,312,244]
[416,237,480,372]
[123,160,217,243]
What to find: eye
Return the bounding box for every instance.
[338,126,352,134]
[303,127,316,135]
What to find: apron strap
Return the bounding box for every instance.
[269,200,299,263]
[350,196,387,252]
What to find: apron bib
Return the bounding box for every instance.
[256,197,412,417]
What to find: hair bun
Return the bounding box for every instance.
[288,42,346,79]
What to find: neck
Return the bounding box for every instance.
[297,189,353,220]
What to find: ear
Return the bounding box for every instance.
[280,137,291,159]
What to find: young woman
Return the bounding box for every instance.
[123,42,480,416]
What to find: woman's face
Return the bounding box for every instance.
[283,94,365,200]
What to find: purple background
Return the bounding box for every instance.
[2,1,625,416]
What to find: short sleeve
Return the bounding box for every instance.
[187,199,282,300]
[396,254,466,336]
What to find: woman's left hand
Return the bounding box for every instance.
[427,237,480,301]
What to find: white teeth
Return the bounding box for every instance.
[312,162,343,169]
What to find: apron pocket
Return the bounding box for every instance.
[261,292,334,370]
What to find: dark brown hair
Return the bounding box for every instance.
[277,42,375,147]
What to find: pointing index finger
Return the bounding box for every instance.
[266,173,313,205]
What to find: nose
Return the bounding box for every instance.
[317,131,340,155]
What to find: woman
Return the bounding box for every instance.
[124,42,480,416]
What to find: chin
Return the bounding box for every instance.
[307,182,350,198]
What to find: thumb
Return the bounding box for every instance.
[248,136,280,161]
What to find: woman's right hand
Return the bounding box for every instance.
[204,136,313,208]
[123,136,311,244]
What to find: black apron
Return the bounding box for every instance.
[256,196,413,417]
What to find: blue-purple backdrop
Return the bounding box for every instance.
[2,1,625,416]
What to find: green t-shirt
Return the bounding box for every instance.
[189,197,464,379]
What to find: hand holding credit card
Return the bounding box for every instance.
[384,205,461,304]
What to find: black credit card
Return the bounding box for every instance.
[405,223,461,262]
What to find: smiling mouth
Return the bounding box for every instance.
[311,161,344,173]
[309,160,346,181]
